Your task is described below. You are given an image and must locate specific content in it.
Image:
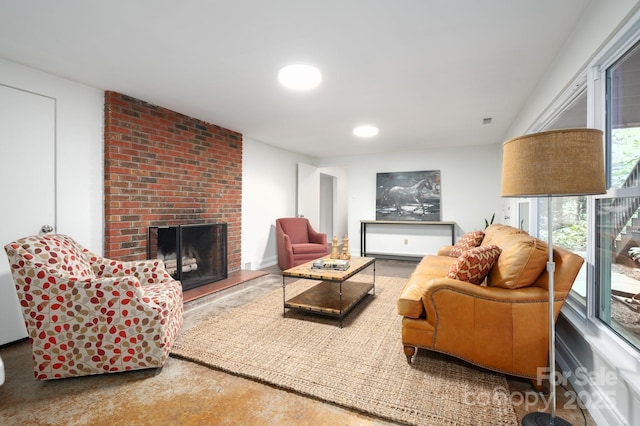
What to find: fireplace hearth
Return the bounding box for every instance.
[148,223,227,291]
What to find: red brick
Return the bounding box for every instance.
[104,91,242,272]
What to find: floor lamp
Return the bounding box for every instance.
[501,128,606,426]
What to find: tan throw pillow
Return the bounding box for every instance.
[449,230,485,257]
[487,235,548,289]
[447,245,502,284]
[481,224,528,247]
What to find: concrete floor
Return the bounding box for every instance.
[0,259,595,425]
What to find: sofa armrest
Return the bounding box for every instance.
[420,277,549,326]
[421,278,560,377]
[87,253,174,285]
[25,273,159,326]
[398,255,457,318]
[307,227,327,245]
[71,274,182,322]
[398,275,429,318]
[281,233,293,250]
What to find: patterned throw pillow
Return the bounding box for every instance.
[449,230,485,257]
[447,245,502,284]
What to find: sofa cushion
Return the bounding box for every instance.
[415,254,458,276]
[397,255,457,318]
[292,243,326,254]
[487,234,548,289]
[481,224,527,247]
[279,219,310,244]
[446,245,502,284]
[449,230,485,257]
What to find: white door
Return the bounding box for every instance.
[0,84,56,345]
[319,173,334,237]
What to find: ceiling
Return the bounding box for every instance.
[0,1,591,158]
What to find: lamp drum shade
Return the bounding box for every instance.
[501,128,606,197]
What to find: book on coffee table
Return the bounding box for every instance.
[311,258,350,271]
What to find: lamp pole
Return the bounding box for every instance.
[521,196,569,426]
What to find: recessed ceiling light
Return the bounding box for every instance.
[278,64,322,91]
[353,125,379,138]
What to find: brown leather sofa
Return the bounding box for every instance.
[397,224,584,384]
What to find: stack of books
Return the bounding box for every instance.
[312,259,350,271]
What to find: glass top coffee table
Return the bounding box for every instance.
[282,256,375,327]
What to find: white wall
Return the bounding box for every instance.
[241,137,312,269]
[0,57,104,252]
[318,143,502,256]
[507,0,640,138]
[242,141,501,265]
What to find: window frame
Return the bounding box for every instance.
[527,81,591,312]
[591,44,640,350]
[527,12,640,355]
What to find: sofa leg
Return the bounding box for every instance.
[403,346,416,364]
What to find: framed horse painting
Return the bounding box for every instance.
[375,170,441,221]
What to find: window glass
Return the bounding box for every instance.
[538,91,589,304]
[598,42,640,350]
[607,42,640,189]
[596,197,640,349]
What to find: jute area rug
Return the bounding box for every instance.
[171,276,518,425]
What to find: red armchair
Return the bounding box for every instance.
[276,218,330,270]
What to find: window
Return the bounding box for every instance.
[521,27,640,353]
[538,91,590,305]
[595,41,640,350]
[596,196,640,349]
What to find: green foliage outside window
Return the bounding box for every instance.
[539,197,588,252]
[612,128,640,188]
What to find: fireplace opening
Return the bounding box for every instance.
[148,223,227,291]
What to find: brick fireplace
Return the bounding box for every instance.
[103,91,242,277]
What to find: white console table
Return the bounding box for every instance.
[360,220,457,259]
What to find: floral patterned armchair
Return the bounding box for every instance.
[4,234,183,380]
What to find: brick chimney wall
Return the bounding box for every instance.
[104,91,242,271]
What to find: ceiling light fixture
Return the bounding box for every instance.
[353,125,379,138]
[278,64,322,91]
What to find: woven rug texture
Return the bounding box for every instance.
[171,276,518,425]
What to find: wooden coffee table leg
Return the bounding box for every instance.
[282,275,286,318]
[372,260,376,295]
[339,281,343,328]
